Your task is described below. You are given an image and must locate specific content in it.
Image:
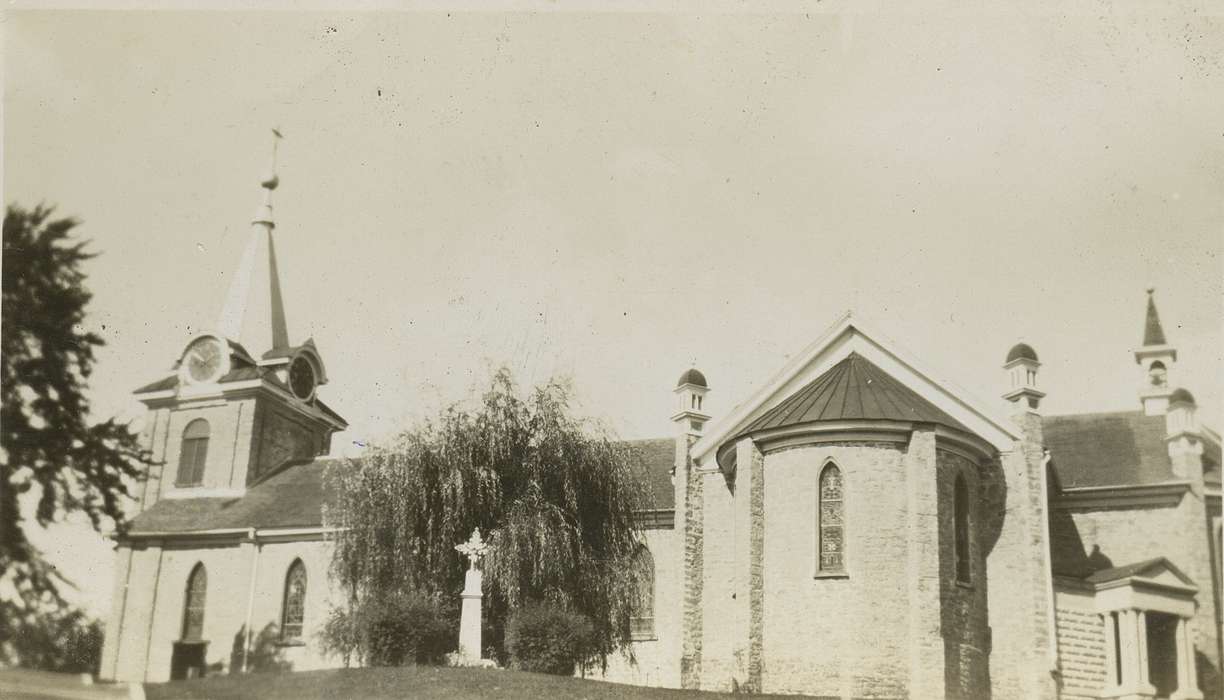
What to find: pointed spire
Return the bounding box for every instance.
[217,128,291,354]
[1142,287,1167,347]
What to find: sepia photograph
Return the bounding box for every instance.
[2,2,1221,699]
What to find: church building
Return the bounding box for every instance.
[100,161,1221,700]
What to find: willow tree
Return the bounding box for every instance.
[325,368,652,665]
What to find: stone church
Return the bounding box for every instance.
[100,166,1220,700]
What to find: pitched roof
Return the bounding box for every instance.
[133,366,264,394]
[127,438,678,537]
[1084,557,1194,588]
[128,459,337,533]
[1043,411,1175,488]
[737,352,973,437]
[623,437,676,511]
[1143,292,1168,346]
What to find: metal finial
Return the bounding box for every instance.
[1146,286,1155,296]
[260,128,283,190]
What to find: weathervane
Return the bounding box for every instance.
[455,528,488,570]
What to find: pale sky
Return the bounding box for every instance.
[5,4,1222,616]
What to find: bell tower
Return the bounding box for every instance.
[131,130,346,510]
[672,368,711,437]
[1134,288,1178,416]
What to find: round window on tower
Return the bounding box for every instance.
[289,356,317,400]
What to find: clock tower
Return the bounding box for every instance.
[131,132,346,510]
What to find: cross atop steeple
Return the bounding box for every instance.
[217,128,291,355]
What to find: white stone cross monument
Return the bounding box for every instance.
[455,528,489,663]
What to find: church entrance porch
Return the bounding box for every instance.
[1091,558,1201,700]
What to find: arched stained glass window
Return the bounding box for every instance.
[281,559,307,642]
[954,474,971,584]
[182,563,207,641]
[176,419,210,487]
[629,547,655,639]
[817,463,845,573]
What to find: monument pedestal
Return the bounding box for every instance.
[458,568,483,662]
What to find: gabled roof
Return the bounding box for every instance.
[692,313,1017,467]
[622,437,677,511]
[1043,411,1174,488]
[738,353,972,436]
[1085,557,1196,589]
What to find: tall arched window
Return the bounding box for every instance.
[281,559,307,642]
[176,419,210,487]
[817,463,845,573]
[629,547,655,639]
[182,563,207,641]
[954,474,971,584]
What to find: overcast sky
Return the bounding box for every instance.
[6,4,1222,616]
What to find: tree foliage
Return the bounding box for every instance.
[1,204,149,665]
[325,369,651,666]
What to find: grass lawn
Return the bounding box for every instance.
[145,666,818,699]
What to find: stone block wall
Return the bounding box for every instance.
[698,468,737,691]
[985,412,1058,700]
[1052,587,1106,698]
[936,449,991,700]
[1062,496,1221,696]
[758,441,910,697]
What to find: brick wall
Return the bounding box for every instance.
[147,398,258,501]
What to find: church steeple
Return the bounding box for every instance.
[1142,287,1168,346]
[217,128,291,355]
[1134,288,1178,416]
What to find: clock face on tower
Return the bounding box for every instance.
[184,337,226,384]
[289,356,316,400]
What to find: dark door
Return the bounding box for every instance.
[1146,612,1178,698]
[170,641,208,680]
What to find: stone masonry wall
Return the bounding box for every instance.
[1052,588,1106,698]
[986,412,1058,700]
[936,449,991,700]
[698,468,736,691]
[1062,496,1221,696]
[679,435,704,689]
[759,442,910,697]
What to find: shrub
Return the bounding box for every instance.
[318,593,454,667]
[506,603,594,675]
